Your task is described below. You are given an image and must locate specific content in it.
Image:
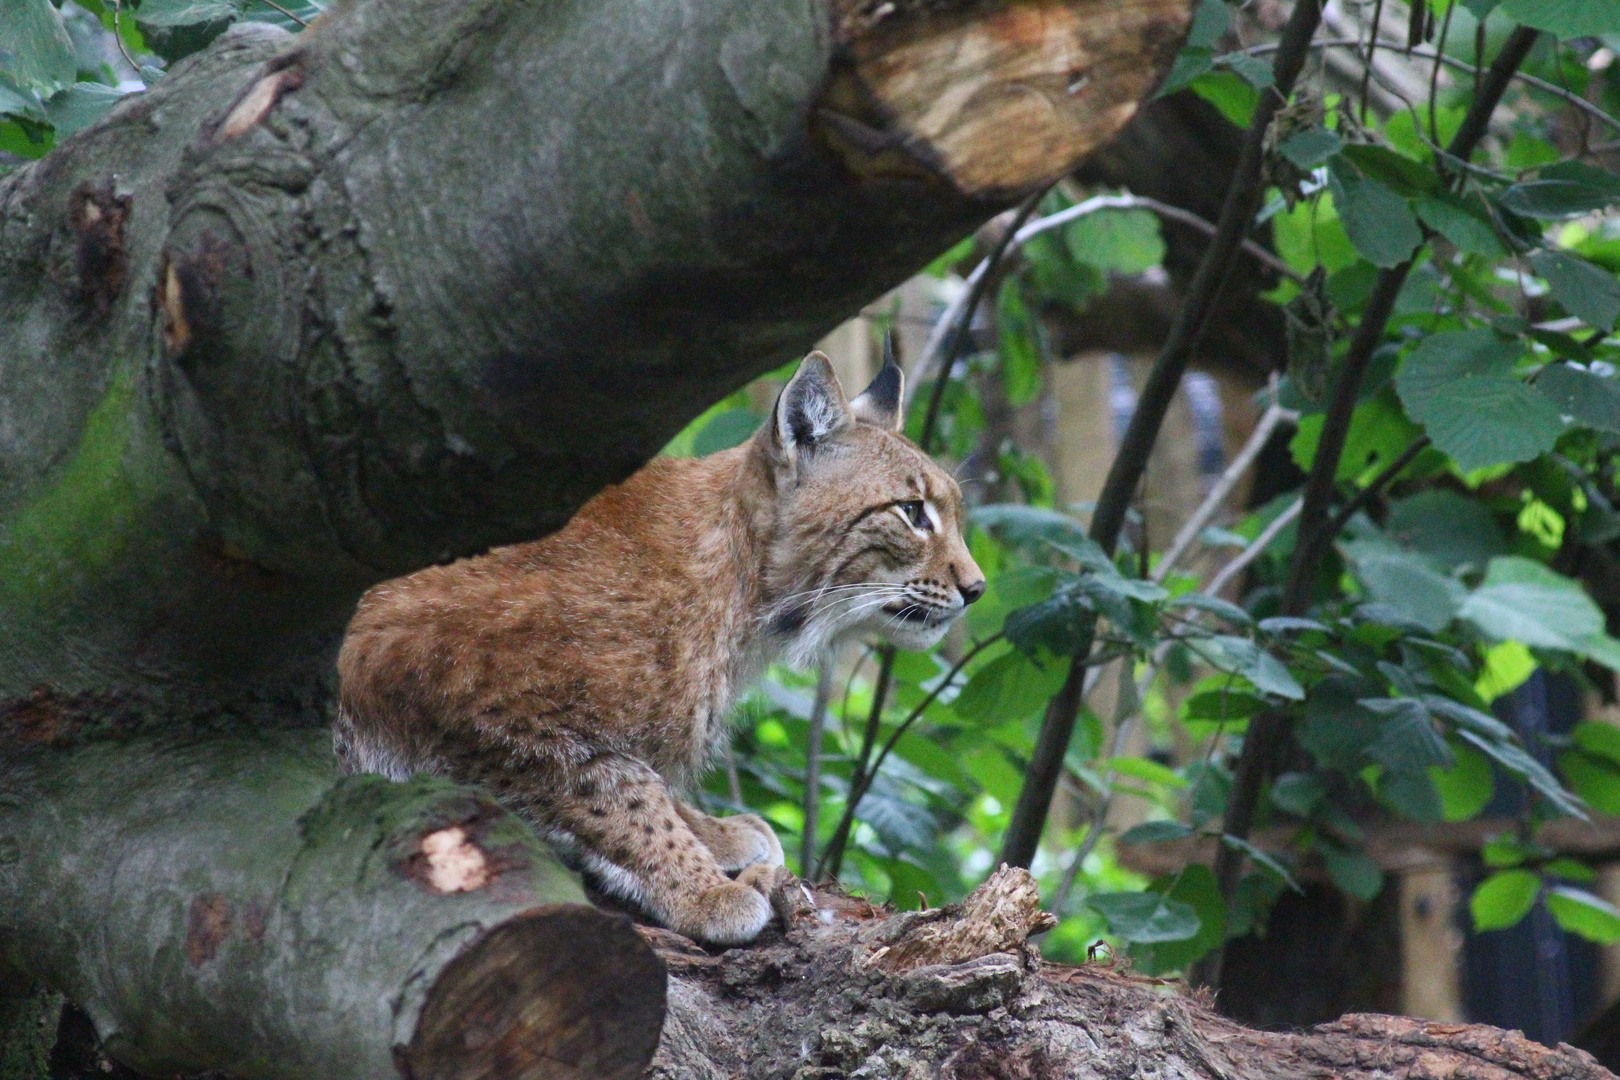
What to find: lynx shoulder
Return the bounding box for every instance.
[334,352,984,944]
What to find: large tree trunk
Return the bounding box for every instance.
[0,0,1189,725]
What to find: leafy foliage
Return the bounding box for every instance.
[664,0,1620,979]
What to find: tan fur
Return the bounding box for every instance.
[335,353,984,944]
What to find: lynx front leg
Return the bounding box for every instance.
[546,752,775,945]
[677,801,784,872]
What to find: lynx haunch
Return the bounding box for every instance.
[335,352,985,944]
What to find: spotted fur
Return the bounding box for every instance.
[335,352,985,944]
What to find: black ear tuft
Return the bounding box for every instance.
[774,351,852,455]
[850,337,904,432]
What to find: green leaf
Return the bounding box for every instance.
[1343,547,1463,633]
[1546,886,1620,944]
[1217,51,1275,89]
[0,76,42,121]
[131,0,242,26]
[1278,127,1342,170]
[1499,165,1620,220]
[1385,489,1508,571]
[1363,698,1454,771]
[952,649,1068,724]
[1380,766,1446,822]
[0,0,75,97]
[1395,330,1563,473]
[1470,869,1541,931]
[1270,771,1327,816]
[1338,144,1438,198]
[1118,820,1196,845]
[1185,0,1229,47]
[972,504,1091,557]
[1545,858,1598,884]
[1088,890,1202,943]
[1221,834,1301,892]
[1181,687,1267,723]
[1574,721,1620,766]
[1458,556,1605,650]
[1298,676,1386,770]
[1004,586,1093,657]
[1319,843,1385,900]
[1558,749,1620,814]
[1459,729,1587,817]
[1189,69,1258,128]
[1102,756,1188,789]
[1195,636,1304,700]
[1414,192,1506,258]
[1430,743,1494,821]
[1329,161,1422,268]
[1130,866,1227,973]
[1063,208,1165,276]
[1536,363,1620,435]
[1165,592,1252,626]
[1156,46,1213,98]
[43,82,127,137]
[1529,250,1620,331]
[1497,0,1620,38]
[997,278,1043,406]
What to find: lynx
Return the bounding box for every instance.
[334,352,985,944]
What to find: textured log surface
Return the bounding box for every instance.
[0,731,664,1080]
[642,866,1614,1080]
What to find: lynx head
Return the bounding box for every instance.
[755,351,985,660]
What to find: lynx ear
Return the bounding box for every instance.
[850,354,905,432]
[774,351,852,455]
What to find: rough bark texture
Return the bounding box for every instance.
[0,0,1190,729]
[0,731,664,1080]
[643,866,1613,1080]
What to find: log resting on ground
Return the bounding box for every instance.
[0,0,1191,725]
[0,731,665,1080]
[650,865,1616,1080]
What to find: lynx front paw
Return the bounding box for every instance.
[682,808,785,872]
[672,880,774,946]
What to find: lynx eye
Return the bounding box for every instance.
[897,500,931,531]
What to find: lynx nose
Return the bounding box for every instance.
[959,578,986,605]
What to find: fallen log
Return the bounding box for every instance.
[648,866,1615,1080]
[0,731,664,1080]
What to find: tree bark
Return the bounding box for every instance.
[0,0,1190,726]
[0,731,665,1080]
[645,866,1612,1080]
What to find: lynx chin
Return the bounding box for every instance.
[334,351,985,945]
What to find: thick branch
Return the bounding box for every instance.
[0,731,664,1080]
[0,0,1190,723]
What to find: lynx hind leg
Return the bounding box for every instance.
[553,753,773,946]
[677,802,784,873]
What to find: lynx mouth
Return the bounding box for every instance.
[884,603,946,625]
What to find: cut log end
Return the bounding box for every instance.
[405,904,666,1080]
[822,0,1193,197]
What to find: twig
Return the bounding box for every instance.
[1289,435,1431,585]
[109,0,141,78]
[998,0,1328,872]
[1152,392,1298,584]
[1205,497,1303,599]
[818,649,896,881]
[1244,39,1620,135]
[906,197,1304,409]
[1204,25,1544,994]
[1359,0,1385,122]
[1428,2,1454,146]
[815,635,1001,880]
[801,659,836,875]
[250,0,310,26]
[723,742,743,806]
[917,189,1048,450]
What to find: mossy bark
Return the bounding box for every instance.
[0,730,664,1079]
